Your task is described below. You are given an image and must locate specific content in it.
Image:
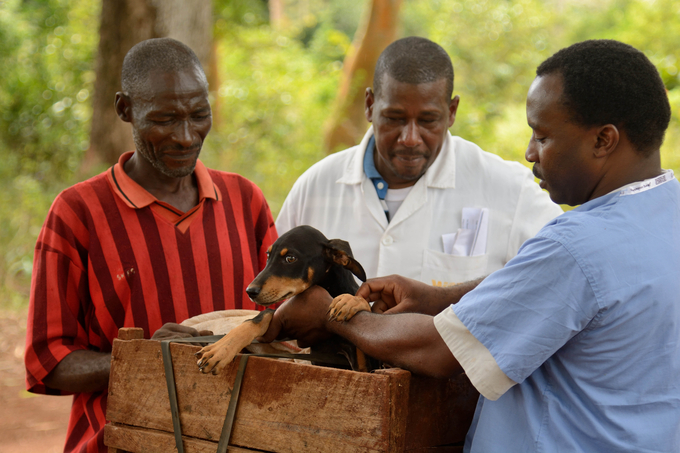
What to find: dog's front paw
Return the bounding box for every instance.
[328,294,371,322]
[195,338,241,374]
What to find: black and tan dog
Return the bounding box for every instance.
[195,225,372,374]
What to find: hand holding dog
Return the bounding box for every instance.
[358,275,442,315]
[359,275,483,316]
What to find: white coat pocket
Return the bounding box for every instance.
[420,248,489,287]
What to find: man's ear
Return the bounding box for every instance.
[115,92,133,123]
[593,124,620,158]
[448,95,460,128]
[365,87,375,123]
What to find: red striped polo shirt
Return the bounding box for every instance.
[24,152,277,452]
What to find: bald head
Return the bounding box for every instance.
[121,38,207,97]
[373,37,454,101]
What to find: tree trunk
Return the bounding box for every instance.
[269,0,287,29]
[323,0,402,154]
[82,0,213,172]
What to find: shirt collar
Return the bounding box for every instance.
[575,170,676,213]
[363,136,389,199]
[107,151,219,209]
[612,169,675,196]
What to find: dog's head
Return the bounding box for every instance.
[245,225,366,306]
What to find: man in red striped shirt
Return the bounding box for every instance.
[24,38,277,452]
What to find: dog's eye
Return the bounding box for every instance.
[285,255,297,264]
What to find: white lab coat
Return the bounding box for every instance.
[276,129,563,285]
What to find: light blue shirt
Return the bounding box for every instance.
[453,174,680,452]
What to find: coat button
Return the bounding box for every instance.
[382,235,393,246]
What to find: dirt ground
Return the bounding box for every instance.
[0,309,71,453]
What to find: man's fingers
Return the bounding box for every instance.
[355,282,373,299]
[356,280,390,299]
[371,300,389,314]
[383,302,412,315]
[372,299,410,314]
[153,331,191,340]
[151,322,205,340]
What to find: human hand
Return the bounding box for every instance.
[151,322,213,346]
[357,275,443,316]
[258,285,334,348]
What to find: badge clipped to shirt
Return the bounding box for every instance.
[442,207,489,256]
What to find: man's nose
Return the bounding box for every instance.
[525,138,538,163]
[399,120,424,148]
[173,120,195,148]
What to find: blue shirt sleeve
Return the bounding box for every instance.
[452,235,600,384]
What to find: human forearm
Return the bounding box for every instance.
[327,311,462,378]
[439,277,485,309]
[417,278,485,315]
[43,350,111,394]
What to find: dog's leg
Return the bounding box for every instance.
[195,309,274,374]
[327,294,371,322]
[327,294,373,373]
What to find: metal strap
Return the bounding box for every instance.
[160,335,349,452]
[161,339,185,453]
[217,354,248,452]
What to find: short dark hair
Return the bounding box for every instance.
[121,38,206,96]
[374,37,454,100]
[537,39,670,155]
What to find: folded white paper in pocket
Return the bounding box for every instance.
[442,207,489,256]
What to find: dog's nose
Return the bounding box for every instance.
[246,286,261,300]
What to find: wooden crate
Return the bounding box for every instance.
[105,328,478,453]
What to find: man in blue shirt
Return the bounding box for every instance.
[261,40,680,452]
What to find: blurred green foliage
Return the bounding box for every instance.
[203,0,352,214]
[0,0,99,308]
[1,0,680,309]
[400,0,680,170]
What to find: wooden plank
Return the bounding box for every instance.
[374,368,410,453]
[108,447,129,453]
[403,374,478,449]
[117,327,144,340]
[105,423,266,453]
[107,338,408,453]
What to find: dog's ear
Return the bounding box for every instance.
[323,239,367,282]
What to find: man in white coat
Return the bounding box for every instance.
[276,37,562,290]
